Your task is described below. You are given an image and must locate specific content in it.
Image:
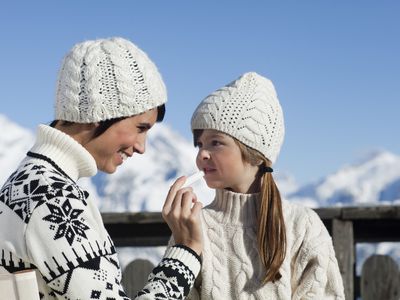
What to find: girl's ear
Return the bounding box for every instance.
[256,159,265,167]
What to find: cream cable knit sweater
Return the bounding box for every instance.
[187,189,345,299]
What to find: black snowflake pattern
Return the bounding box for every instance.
[43,199,90,245]
[90,290,101,299]
[0,164,50,222]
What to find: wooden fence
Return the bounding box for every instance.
[102,205,400,300]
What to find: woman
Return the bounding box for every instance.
[184,72,345,299]
[0,37,202,299]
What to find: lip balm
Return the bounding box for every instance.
[182,170,205,188]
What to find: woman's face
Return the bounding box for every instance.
[84,109,158,173]
[195,129,260,193]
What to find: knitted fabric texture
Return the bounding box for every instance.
[55,37,167,123]
[186,189,345,299]
[191,72,284,164]
[0,125,200,299]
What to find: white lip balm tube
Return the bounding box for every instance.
[182,170,205,188]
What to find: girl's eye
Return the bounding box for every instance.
[137,126,146,133]
[211,140,222,146]
[196,142,203,148]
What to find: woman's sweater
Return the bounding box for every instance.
[188,189,344,299]
[0,124,200,300]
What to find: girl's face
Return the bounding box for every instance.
[196,129,260,193]
[84,109,158,174]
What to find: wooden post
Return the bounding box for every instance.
[361,254,400,300]
[332,219,354,300]
[122,259,155,298]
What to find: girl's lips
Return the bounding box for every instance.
[203,168,216,174]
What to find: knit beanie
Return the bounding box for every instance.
[55,37,167,123]
[191,72,284,164]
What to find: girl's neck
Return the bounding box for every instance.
[209,189,260,225]
[226,175,262,194]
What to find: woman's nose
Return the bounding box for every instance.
[133,138,146,154]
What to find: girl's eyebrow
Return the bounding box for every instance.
[208,134,226,139]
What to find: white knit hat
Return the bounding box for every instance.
[191,72,284,164]
[55,37,167,123]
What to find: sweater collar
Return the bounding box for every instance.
[207,189,260,226]
[30,125,97,181]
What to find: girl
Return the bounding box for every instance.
[187,72,345,299]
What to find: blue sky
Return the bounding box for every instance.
[1,1,399,184]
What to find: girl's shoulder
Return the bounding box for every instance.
[282,199,322,224]
[282,199,329,242]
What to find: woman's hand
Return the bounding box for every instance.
[162,176,203,256]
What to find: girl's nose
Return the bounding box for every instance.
[198,148,210,160]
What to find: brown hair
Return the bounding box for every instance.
[193,129,286,284]
[236,141,286,284]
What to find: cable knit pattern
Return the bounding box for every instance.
[188,189,345,299]
[55,37,167,123]
[203,211,226,299]
[191,72,284,163]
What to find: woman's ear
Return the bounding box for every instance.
[78,123,98,133]
[84,123,100,139]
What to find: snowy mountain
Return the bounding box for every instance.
[1,113,400,211]
[288,150,400,207]
[0,115,35,185]
[1,113,400,276]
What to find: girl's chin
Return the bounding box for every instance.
[205,181,224,189]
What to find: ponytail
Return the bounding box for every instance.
[257,170,286,284]
[234,139,286,284]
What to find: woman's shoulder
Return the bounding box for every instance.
[3,158,88,207]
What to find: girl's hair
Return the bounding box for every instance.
[235,141,286,284]
[193,129,286,284]
[50,104,166,138]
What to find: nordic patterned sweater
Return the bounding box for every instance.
[186,189,345,299]
[0,124,201,300]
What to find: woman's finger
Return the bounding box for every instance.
[170,187,193,214]
[163,176,186,213]
[191,201,203,216]
[181,191,195,216]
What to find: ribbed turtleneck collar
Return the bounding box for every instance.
[29,124,97,181]
[207,189,260,226]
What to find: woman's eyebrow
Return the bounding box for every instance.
[138,123,152,129]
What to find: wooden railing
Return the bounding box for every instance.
[102,205,400,300]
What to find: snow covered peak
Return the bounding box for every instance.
[1,113,400,210]
[0,114,35,185]
[289,150,400,206]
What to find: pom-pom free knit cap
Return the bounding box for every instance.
[191,72,284,164]
[55,37,167,123]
